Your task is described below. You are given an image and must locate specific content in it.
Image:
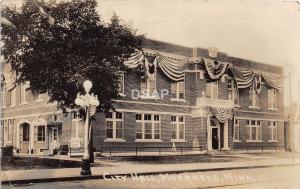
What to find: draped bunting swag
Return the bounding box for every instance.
[155,54,186,81]
[210,107,233,123]
[229,67,282,91]
[3,63,17,91]
[124,51,186,81]
[203,59,229,80]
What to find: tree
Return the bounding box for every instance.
[1,0,144,112]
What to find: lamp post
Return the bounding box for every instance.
[75,80,99,175]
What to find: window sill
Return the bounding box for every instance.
[246,140,263,142]
[233,140,241,142]
[268,108,278,111]
[268,140,279,142]
[248,106,260,109]
[135,139,163,142]
[170,98,186,102]
[170,139,187,142]
[104,139,126,142]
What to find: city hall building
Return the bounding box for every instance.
[1,39,286,155]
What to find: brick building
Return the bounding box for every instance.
[1,39,285,155]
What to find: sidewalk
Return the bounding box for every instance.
[2,156,300,185]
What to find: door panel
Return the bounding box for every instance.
[212,128,219,150]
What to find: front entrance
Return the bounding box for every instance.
[212,127,219,150]
[49,127,59,153]
[20,123,30,154]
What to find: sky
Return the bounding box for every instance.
[2,0,300,105]
[96,0,300,105]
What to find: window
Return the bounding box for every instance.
[140,74,156,98]
[135,113,161,140]
[1,82,6,107]
[37,126,45,141]
[105,112,123,140]
[247,120,262,141]
[117,72,125,96]
[206,81,218,99]
[171,81,185,100]
[10,87,16,107]
[249,85,259,108]
[171,115,185,140]
[33,91,43,102]
[196,71,204,80]
[20,83,28,104]
[268,121,278,141]
[268,89,277,110]
[228,79,239,105]
[233,119,240,141]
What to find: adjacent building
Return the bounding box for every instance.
[1,39,286,155]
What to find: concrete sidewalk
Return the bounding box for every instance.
[2,157,300,185]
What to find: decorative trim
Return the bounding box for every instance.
[234,116,284,122]
[134,139,163,143]
[112,99,190,108]
[115,109,190,116]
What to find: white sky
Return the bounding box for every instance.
[97,0,300,105]
[2,0,300,105]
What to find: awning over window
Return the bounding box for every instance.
[47,121,62,127]
[210,107,233,123]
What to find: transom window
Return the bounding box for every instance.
[171,81,185,100]
[268,121,278,141]
[105,112,123,140]
[268,89,277,110]
[233,119,240,141]
[37,126,45,141]
[246,120,262,141]
[228,79,239,105]
[206,81,218,99]
[171,115,185,140]
[136,114,161,140]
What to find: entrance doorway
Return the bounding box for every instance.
[20,122,30,153]
[212,127,219,150]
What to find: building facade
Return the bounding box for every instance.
[1,39,285,155]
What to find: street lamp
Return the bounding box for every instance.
[75,80,99,175]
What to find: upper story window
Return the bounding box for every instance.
[268,89,277,110]
[105,112,123,140]
[205,81,218,99]
[246,120,262,141]
[171,81,185,100]
[20,83,29,105]
[141,75,156,98]
[33,91,43,102]
[171,115,185,141]
[249,85,259,108]
[136,113,161,140]
[1,82,6,108]
[196,71,204,80]
[10,87,16,107]
[228,78,239,105]
[117,72,125,96]
[268,121,278,141]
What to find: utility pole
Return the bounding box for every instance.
[289,72,295,162]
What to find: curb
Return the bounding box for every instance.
[2,163,300,185]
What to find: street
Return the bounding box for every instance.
[3,165,300,189]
